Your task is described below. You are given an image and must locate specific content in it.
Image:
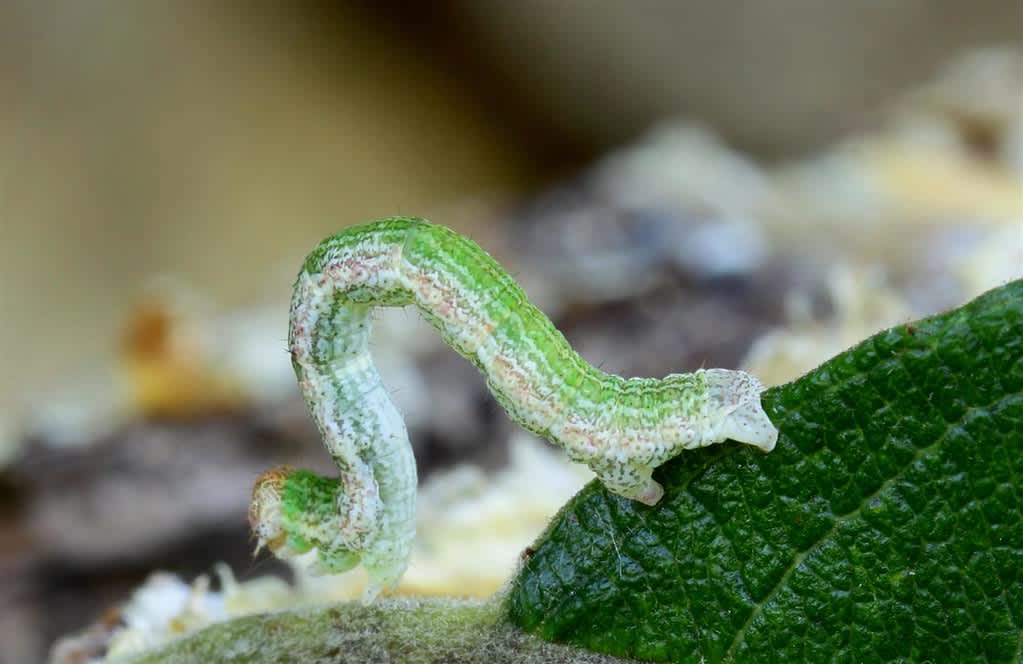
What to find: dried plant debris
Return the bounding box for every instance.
[49,435,592,662]
[505,49,1022,316]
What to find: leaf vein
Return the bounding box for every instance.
[721,387,1013,662]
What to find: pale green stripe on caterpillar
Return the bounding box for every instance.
[249,216,778,601]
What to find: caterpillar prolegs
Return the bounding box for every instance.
[249,217,778,600]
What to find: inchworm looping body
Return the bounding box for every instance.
[249,217,778,600]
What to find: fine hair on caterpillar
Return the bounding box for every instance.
[249,216,778,601]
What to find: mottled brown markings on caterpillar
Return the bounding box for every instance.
[250,217,778,600]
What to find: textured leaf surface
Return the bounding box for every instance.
[506,280,1023,663]
[129,598,640,664]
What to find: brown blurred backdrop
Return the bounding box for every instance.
[4,1,1023,424]
[3,1,1023,423]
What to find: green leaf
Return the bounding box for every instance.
[506,280,1023,663]
[125,598,641,663]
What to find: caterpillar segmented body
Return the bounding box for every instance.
[249,217,778,600]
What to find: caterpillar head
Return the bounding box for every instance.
[249,467,293,557]
[250,467,365,578]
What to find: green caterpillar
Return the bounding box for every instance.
[250,217,777,600]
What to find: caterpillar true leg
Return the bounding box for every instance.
[249,217,778,599]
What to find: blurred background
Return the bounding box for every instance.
[1,2,1021,662]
